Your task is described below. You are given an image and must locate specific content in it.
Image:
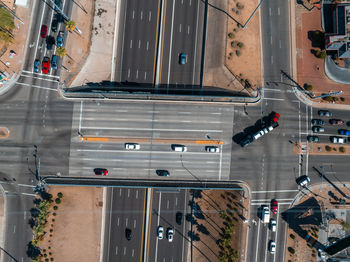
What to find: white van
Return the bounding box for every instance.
[171,144,187,152]
[261,206,270,223]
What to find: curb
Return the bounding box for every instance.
[0,185,7,262]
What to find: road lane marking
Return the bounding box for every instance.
[251,202,292,206]
[278,7,280,16]
[149,11,151,22]
[270,36,272,45]
[80,127,223,132]
[145,188,153,262]
[263,97,284,101]
[187,25,190,35]
[118,0,128,80]
[116,246,118,255]
[21,193,37,197]
[264,88,282,92]
[128,189,130,198]
[132,249,135,257]
[134,219,136,228]
[252,198,294,201]
[192,0,200,85]
[144,72,147,80]
[279,40,282,48]
[126,217,128,226]
[252,190,298,193]
[136,190,139,199]
[146,41,149,50]
[16,82,58,92]
[133,10,135,19]
[136,69,139,79]
[130,40,133,49]
[128,68,130,78]
[141,10,143,20]
[18,184,35,188]
[138,40,141,48]
[219,145,223,180]
[124,247,126,255]
[167,0,176,85]
[179,23,182,32]
[190,0,192,5]
[167,200,170,209]
[117,217,120,226]
[152,0,162,85]
[33,1,47,73]
[20,74,60,82]
[79,101,83,133]
[119,188,122,196]
[22,71,60,79]
[269,7,271,16]
[155,192,162,262]
[271,55,273,64]
[255,220,261,262]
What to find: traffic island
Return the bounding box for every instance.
[294,142,350,155]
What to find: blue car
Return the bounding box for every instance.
[339,129,350,136]
[57,31,64,47]
[179,53,187,65]
[33,59,40,73]
[51,55,58,70]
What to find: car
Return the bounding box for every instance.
[269,218,276,232]
[125,143,140,150]
[94,168,108,176]
[261,205,270,223]
[269,240,276,254]
[311,119,325,125]
[125,228,132,241]
[179,53,187,65]
[46,35,55,50]
[40,25,47,38]
[339,129,350,136]
[307,135,320,142]
[57,31,64,47]
[42,57,50,74]
[347,121,350,127]
[318,110,332,117]
[166,228,174,242]
[270,112,280,123]
[296,175,310,187]
[171,144,187,152]
[271,199,278,214]
[312,126,325,133]
[156,170,170,176]
[157,226,164,239]
[51,18,58,32]
[205,146,219,153]
[33,59,40,73]
[54,0,62,10]
[331,136,346,144]
[330,119,344,126]
[240,135,253,147]
[51,55,58,70]
[176,212,183,225]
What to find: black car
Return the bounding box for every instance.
[176,212,183,225]
[46,35,55,50]
[51,18,58,32]
[312,126,324,133]
[240,135,254,147]
[347,121,350,127]
[311,119,325,125]
[156,170,170,176]
[307,135,320,142]
[125,228,132,241]
[318,110,332,117]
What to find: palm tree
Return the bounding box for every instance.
[65,20,76,32]
[56,47,67,57]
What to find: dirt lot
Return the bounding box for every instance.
[294,142,350,155]
[192,189,248,262]
[295,3,350,104]
[36,186,103,262]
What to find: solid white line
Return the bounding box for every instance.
[192,0,200,85]
[21,193,37,197]
[252,190,298,193]
[79,101,83,133]
[143,188,152,261]
[271,55,273,64]
[167,0,176,85]
[33,2,46,72]
[273,209,279,262]
[278,7,280,16]
[269,7,271,16]
[18,184,35,188]
[16,82,58,92]
[99,188,108,262]
[251,202,292,206]
[155,192,162,262]
[81,126,223,132]
[149,11,151,22]
[130,40,132,49]
[20,74,60,83]
[264,88,282,92]
[179,23,182,32]
[218,145,223,180]
[22,71,60,79]
[82,117,222,124]
[119,0,128,80]
[254,221,261,262]
[140,11,143,20]
[263,97,284,101]
[252,198,294,202]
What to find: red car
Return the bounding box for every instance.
[42,57,50,74]
[330,119,344,126]
[94,168,108,176]
[40,25,47,38]
[271,199,278,214]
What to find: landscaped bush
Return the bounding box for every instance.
[340,147,346,153]
[304,83,313,91]
[55,198,61,204]
[236,2,244,9]
[325,145,332,152]
[228,32,234,39]
[237,42,244,48]
[340,97,345,102]
[57,192,63,198]
[236,50,241,56]
[288,247,295,254]
[231,41,236,47]
[290,233,295,239]
[53,206,58,210]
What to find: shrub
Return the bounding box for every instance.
[236,50,241,56]
[53,206,58,210]
[48,246,51,249]
[57,192,63,198]
[340,97,345,102]
[53,213,56,216]
[52,219,55,222]
[44,254,47,257]
[325,145,332,152]
[231,41,236,47]
[237,42,244,48]
[229,52,233,56]
[304,84,313,91]
[45,259,49,262]
[322,96,333,102]
[55,198,61,204]
[50,229,53,233]
[288,247,295,254]
[319,51,327,59]
[340,147,345,153]
[315,49,322,57]
[50,258,54,261]
[236,2,244,9]
[49,252,52,255]
[50,234,52,237]
[228,32,234,38]
[290,234,295,239]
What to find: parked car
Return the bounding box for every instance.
[179,53,187,65]
[57,31,64,47]
[94,168,108,176]
[311,119,325,125]
[318,110,332,117]
[296,175,310,187]
[42,57,50,74]
[156,170,170,177]
[271,199,278,214]
[33,59,40,73]
[307,135,320,142]
[331,136,346,144]
[125,228,132,241]
[51,55,58,70]
[166,228,174,242]
[157,226,164,240]
[269,218,276,232]
[176,212,183,225]
[312,126,325,133]
[269,240,276,254]
[330,119,344,126]
[240,135,253,147]
[205,146,219,153]
[339,129,350,136]
[125,143,140,150]
[40,25,47,38]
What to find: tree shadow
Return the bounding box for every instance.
[308,30,325,49]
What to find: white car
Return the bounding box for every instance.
[167,228,174,242]
[205,146,220,153]
[157,226,163,240]
[125,143,141,150]
[331,136,345,144]
[269,240,276,254]
[269,219,276,232]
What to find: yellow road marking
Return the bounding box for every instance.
[158,0,167,84]
[140,189,147,262]
[152,0,162,85]
[145,189,154,262]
